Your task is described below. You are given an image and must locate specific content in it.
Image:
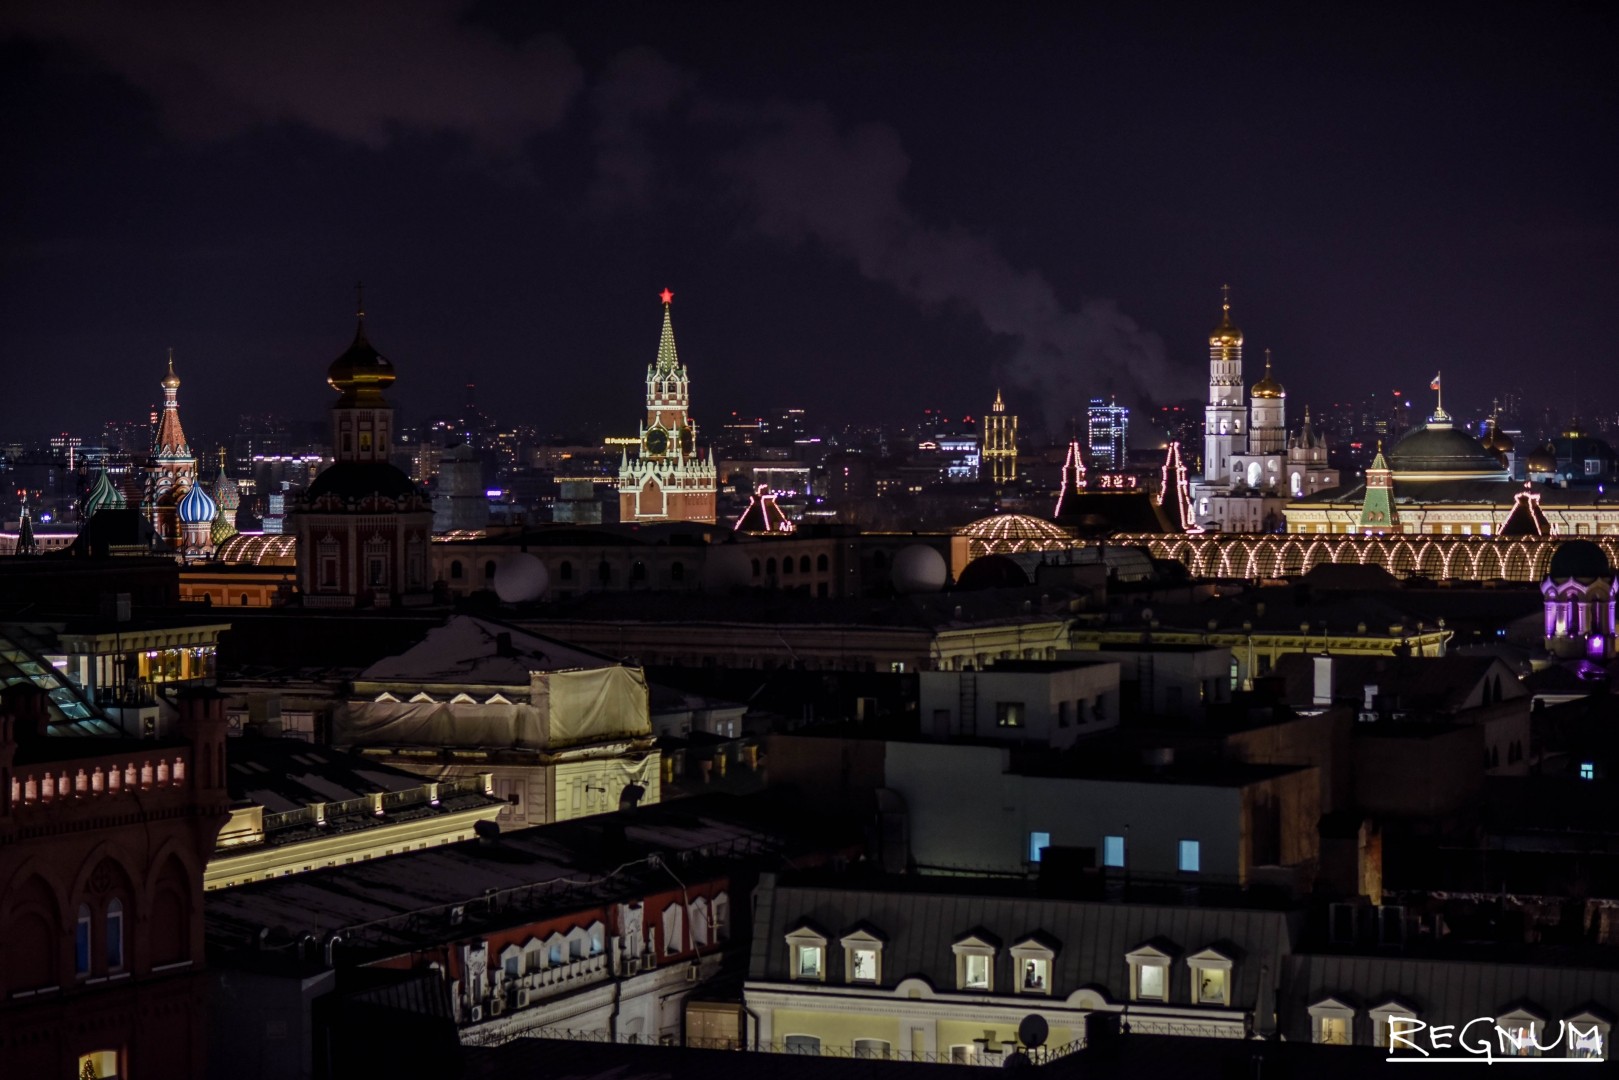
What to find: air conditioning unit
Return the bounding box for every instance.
[685,964,699,982]
[469,1005,483,1023]
[489,997,504,1017]
[450,905,465,926]
[516,989,532,1008]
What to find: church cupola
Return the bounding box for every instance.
[327,285,395,463]
[1202,284,1248,487]
[1248,348,1287,455]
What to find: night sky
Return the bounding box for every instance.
[3,1,1616,444]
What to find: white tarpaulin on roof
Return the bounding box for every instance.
[336,665,650,750]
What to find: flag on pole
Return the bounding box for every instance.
[1430,373,1442,390]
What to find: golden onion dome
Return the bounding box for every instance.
[1251,349,1285,399]
[327,314,396,405]
[1209,286,1243,346]
[161,352,181,390]
[1526,442,1557,471]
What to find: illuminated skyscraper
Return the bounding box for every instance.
[1087,396,1128,472]
[981,389,1018,486]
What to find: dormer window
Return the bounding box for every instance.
[840,926,885,985]
[1125,943,1173,1002]
[1566,1011,1610,1060]
[1186,946,1234,1006]
[1370,999,1419,1049]
[1309,996,1356,1045]
[1010,935,1057,996]
[952,932,999,992]
[785,924,828,982]
[1496,1006,1546,1057]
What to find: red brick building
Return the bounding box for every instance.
[0,685,229,1079]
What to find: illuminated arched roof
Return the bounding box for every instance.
[957,513,1071,543]
[215,532,298,566]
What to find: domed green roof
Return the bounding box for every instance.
[1548,539,1611,581]
[83,469,127,519]
[1386,424,1509,479]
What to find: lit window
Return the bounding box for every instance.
[1178,840,1201,873]
[77,1052,120,1080]
[784,1035,821,1056]
[952,933,997,991]
[1370,1000,1419,1049]
[1010,935,1057,996]
[1102,835,1125,868]
[1186,947,1233,1006]
[1566,1012,1609,1059]
[1496,1009,1546,1057]
[1028,831,1051,863]
[1309,997,1357,1045]
[1126,944,1172,1002]
[841,926,884,984]
[1581,762,1595,780]
[996,702,1025,728]
[786,924,828,982]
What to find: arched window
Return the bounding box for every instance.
[106,898,124,970]
[751,559,761,578]
[817,554,829,572]
[450,561,463,580]
[766,557,777,576]
[598,560,612,585]
[239,593,249,607]
[631,561,647,582]
[799,556,811,573]
[670,561,684,582]
[76,904,92,976]
[782,557,794,575]
[559,560,573,581]
[484,560,496,580]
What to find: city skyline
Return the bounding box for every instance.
[4,2,1616,438]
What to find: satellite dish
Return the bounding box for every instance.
[1018,1013,1049,1050]
[619,783,646,810]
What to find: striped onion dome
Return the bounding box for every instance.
[177,483,218,524]
[84,469,127,518]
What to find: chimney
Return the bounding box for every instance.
[1312,654,1335,706]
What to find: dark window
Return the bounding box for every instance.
[799,555,811,573]
[782,557,794,575]
[751,559,761,578]
[559,560,573,581]
[598,560,612,584]
[484,560,496,580]
[239,593,248,606]
[873,551,887,570]
[766,557,777,576]
[632,561,647,582]
[817,554,829,572]
[450,560,464,579]
[670,561,685,582]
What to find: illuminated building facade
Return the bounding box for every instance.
[1087,395,1128,472]
[1190,289,1338,531]
[981,389,1018,486]
[617,290,718,524]
[291,297,434,608]
[142,353,198,550]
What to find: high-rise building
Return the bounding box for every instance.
[981,389,1018,486]
[617,289,717,524]
[292,292,433,607]
[1087,396,1128,472]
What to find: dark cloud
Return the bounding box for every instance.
[1,0,582,152]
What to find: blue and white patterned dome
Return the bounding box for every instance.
[177,483,218,524]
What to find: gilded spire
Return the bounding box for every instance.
[1251,348,1285,398]
[162,347,181,389]
[1210,283,1242,344]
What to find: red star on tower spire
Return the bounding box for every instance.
[659,287,674,305]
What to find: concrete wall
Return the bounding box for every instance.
[884,741,1246,882]
[918,663,1120,748]
[1065,646,1232,722]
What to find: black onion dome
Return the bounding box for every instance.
[1548,539,1611,581]
[305,462,422,503]
[327,319,396,405]
[1386,425,1508,477]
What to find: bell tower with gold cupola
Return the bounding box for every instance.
[1202,285,1247,485]
[618,289,717,524]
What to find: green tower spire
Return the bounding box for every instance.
[1358,442,1398,532]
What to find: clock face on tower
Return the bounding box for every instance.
[645,428,668,457]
